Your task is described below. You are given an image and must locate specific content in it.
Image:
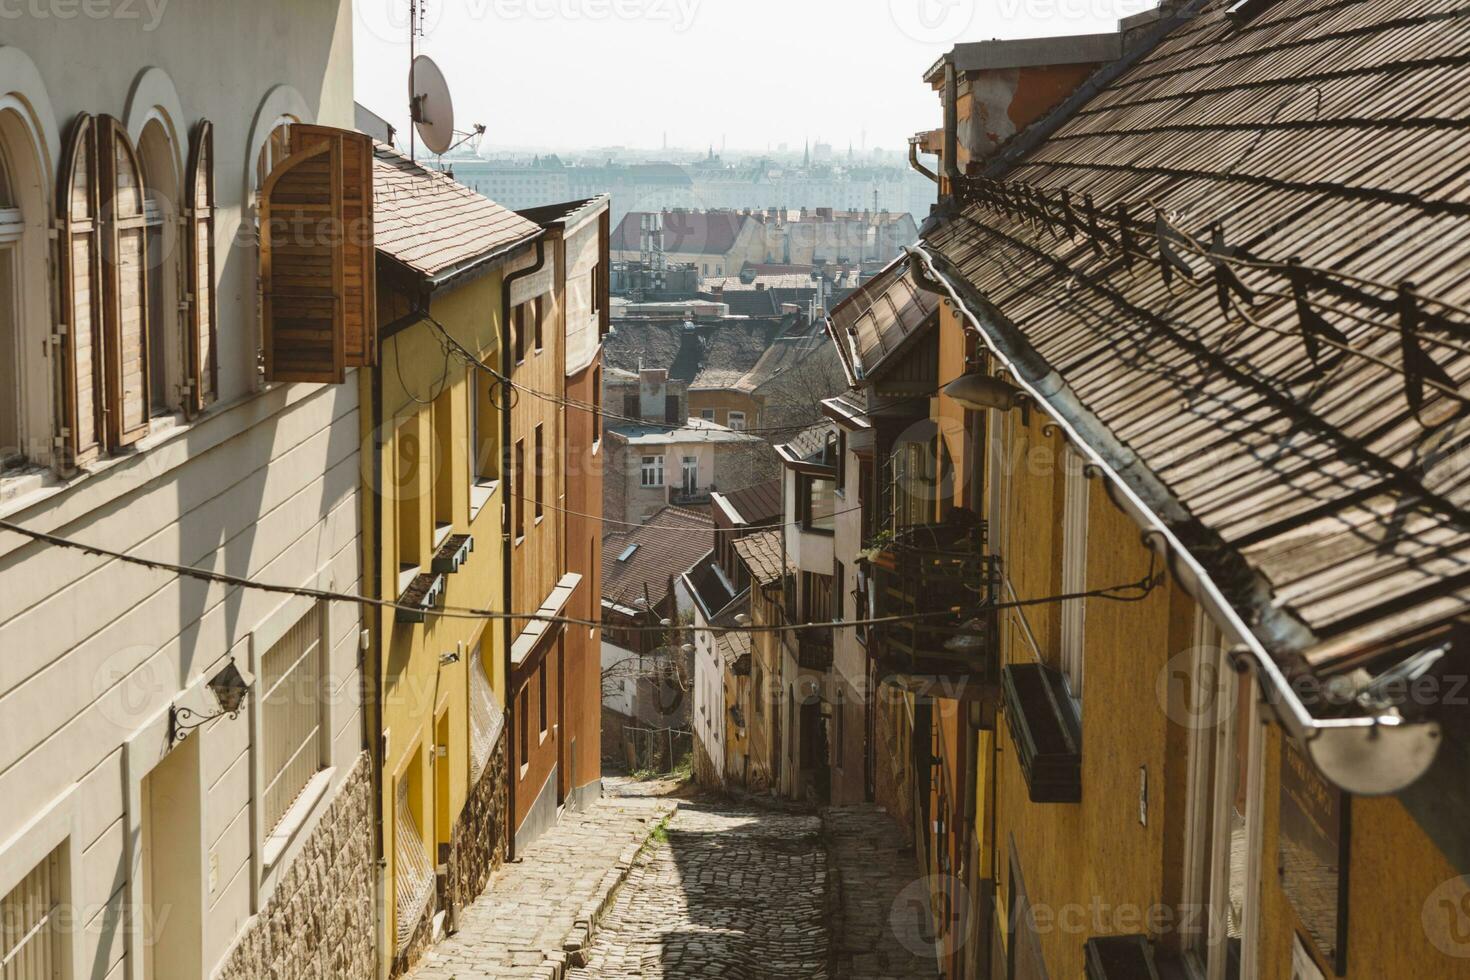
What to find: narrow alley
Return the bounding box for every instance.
[409,782,940,980]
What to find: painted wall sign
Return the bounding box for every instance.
[1279,737,1350,975]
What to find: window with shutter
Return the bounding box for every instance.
[98,115,151,447]
[186,120,217,413]
[56,115,105,464]
[259,124,376,384]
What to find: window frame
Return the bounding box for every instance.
[640,454,664,488]
[514,438,526,543]
[1179,613,1266,980]
[799,473,836,535]
[728,410,747,431]
[533,423,544,522]
[1059,446,1088,705]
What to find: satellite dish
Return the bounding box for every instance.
[409,55,454,155]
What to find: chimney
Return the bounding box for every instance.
[926,31,1123,178]
[639,368,669,422]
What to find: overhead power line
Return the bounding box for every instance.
[0,517,1160,637]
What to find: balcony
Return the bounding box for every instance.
[868,521,1001,685]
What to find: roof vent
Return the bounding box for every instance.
[1226,0,1278,25]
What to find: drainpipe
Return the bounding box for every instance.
[908,140,938,184]
[370,293,429,980]
[904,245,1442,796]
[501,236,546,861]
[943,59,960,201]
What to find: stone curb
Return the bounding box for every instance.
[549,799,679,974]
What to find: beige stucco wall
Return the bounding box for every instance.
[0,5,364,979]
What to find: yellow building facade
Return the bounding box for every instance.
[363,143,543,974]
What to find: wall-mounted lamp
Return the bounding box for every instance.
[170,660,250,744]
[943,372,1029,418]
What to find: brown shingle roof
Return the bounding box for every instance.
[924,0,1470,674]
[601,506,714,608]
[732,529,790,587]
[715,479,782,526]
[373,142,540,279]
[825,257,939,385]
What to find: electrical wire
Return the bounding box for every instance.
[0,517,1160,636]
[422,312,894,436]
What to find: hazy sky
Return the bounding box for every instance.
[354,0,1156,155]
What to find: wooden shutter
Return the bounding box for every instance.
[97,115,150,447]
[259,124,375,384]
[55,114,105,464]
[185,120,217,414]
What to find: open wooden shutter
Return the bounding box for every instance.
[55,114,105,465]
[259,124,375,384]
[185,120,217,414]
[97,115,150,447]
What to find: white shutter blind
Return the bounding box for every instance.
[261,604,323,831]
[0,847,62,980]
[393,781,434,952]
[469,645,504,782]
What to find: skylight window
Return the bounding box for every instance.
[617,544,640,562]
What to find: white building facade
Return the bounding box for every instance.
[0,5,373,979]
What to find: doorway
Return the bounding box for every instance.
[140,735,202,980]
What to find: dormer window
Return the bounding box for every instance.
[799,474,835,534]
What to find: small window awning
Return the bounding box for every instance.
[511,572,583,670]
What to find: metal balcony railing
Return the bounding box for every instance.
[868,520,1002,682]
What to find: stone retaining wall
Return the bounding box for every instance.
[214,752,376,980]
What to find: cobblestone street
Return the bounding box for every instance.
[409,783,938,979]
[408,782,677,980]
[569,801,830,979]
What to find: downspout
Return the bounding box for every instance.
[501,236,547,860]
[370,291,429,980]
[943,59,960,200]
[904,245,1442,796]
[908,140,938,184]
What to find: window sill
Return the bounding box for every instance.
[262,767,335,873]
[514,535,525,548]
[433,523,453,549]
[534,515,545,527]
[398,564,420,597]
[470,479,499,520]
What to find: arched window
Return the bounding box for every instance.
[185,121,217,412]
[0,98,52,475]
[57,114,105,464]
[97,115,151,446]
[136,117,180,418]
[0,138,22,467]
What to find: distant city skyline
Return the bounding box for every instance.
[354,0,1157,157]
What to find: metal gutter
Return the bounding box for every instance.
[905,244,1442,796]
[500,238,546,859]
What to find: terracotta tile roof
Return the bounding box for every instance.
[825,257,939,386]
[923,0,1470,675]
[732,529,790,587]
[612,210,752,255]
[601,506,714,608]
[373,142,540,280]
